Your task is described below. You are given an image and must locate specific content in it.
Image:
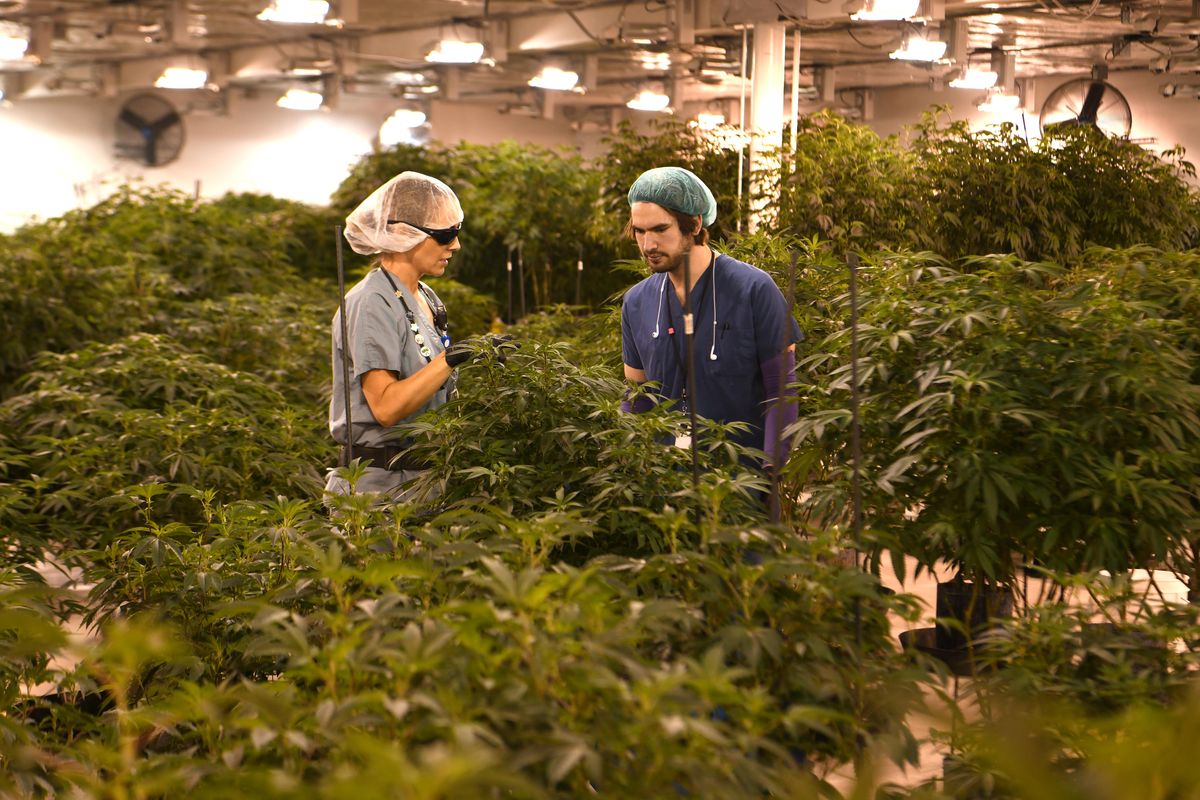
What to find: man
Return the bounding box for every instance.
[619,166,799,467]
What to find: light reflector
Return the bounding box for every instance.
[425,39,485,64]
[257,0,329,24]
[379,109,428,145]
[155,67,208,89]
[277,87,324,110]
[949,68,998,90]
[852,0,921,21]
[889,34,947,62]
[977,89,1020,113]
[626,89,670,111]
[0,34,28,63]
[528,66,579,91]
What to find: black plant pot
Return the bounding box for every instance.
[935,575,1013,652]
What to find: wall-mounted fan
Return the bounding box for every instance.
[1039,71,1133,138]
[114,93,185,167]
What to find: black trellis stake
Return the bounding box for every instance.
[517,243,527,319]
[848,250,863,647]
[682,259,701,505]
[769,250,799,524]
[505,245,514,324]
[335,226,353,472]
[575,243,583,308]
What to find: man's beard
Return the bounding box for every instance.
[643,242,691,274]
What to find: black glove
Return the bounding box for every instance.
[445,334,518,368]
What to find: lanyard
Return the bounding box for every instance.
[379,269,450,362]
[662,253,716,412]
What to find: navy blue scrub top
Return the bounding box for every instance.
[620,253,802,451]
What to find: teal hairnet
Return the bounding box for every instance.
[627,166,717,227]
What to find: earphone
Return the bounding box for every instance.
[648,256,720,361]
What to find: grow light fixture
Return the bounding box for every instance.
[889,31,948,62]
[0,31,28,63]
[425,39,484,64]
[637,51,672,71]
[379,108,428,145]
[976,88,1020,112]
[257,0,329,24]
[626,88,670,112]
[154,67,208,89]
[389,70,428,86]
[851,0,921,21]
[528,66,579,91]
[889,31,947,62]
[277,87,324,110]
[949,67,998,89]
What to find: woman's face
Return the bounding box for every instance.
[407,229,461,278]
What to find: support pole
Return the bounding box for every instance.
[789,27,801,153]
[749,21,787,232]
[736,26,748,233]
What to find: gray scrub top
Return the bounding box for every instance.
[328,268,456,448]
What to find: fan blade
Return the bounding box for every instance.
[146,136,157,167]
[120,108,149,131]
[1077,81,1106,124]
[148,110,181,137]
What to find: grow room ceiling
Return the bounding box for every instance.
[0,0,1198,120]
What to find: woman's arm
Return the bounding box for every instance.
[361,354,453,427]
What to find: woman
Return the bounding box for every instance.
[326,171,471,498]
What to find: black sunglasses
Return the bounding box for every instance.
[387,219,462,245]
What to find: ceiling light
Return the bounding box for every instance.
[889,32,948,62]
[425,39,485,64]
[695,112,726,129]
[290,67,324,76]
[949,67,998,89]
[154,67,208,89]
[379,108,428,145]
[0,30,29,63]
[389,71,428,86]
[276,87,324,110]
[637,51,672,70]
[976,88,1020,113]
[529,65,579,91]
[257,0,329,24]
[852,0,921,21]
[626,89,671,112]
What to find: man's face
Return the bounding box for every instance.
[630,202,692,275]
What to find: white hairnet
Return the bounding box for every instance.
[343,171,464,255]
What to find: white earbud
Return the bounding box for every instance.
[651,274,668,338]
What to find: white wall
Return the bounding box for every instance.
[0,89,580,232]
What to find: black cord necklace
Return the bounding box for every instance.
[663,251,716,413]
[379,268,450,363]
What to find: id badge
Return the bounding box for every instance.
[673,420,692,449]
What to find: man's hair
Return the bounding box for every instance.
[625,208,709,246]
